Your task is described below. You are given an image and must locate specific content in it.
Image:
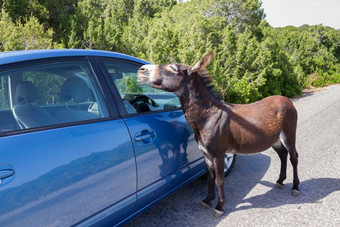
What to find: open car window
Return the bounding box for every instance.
[0,60,109,133]
[103,61,181,115]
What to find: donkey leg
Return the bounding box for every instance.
[213,154,226,218]
[201,153,215,209]
[281,109,300,196]
[281,137,300,196]
[272,141,288,189]
[289,148,300,196]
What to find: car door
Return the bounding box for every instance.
[98,58,205,210]
[0,57,136,226]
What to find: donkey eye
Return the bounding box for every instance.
[168,65,178,72]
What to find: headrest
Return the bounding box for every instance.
[15,81,38,104]
[60,77,89,103]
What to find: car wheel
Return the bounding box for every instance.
[224,153,236,177]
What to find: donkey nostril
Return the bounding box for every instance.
[139,67,147,72]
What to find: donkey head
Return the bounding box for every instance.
[137,52,213,93]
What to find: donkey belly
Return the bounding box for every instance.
[230,122,281,154]
[233,137,278,154]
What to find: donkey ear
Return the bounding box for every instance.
[191,52,213,73]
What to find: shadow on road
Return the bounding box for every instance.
[222,153,271,215]
[128,153,340,226]
[232,178,340,211]
[127,153,272,226]
[222,153,340,216]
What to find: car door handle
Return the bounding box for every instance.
[135,134,153,141]
[134,129,156,143]
[0,169,14,184]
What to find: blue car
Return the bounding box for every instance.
[0,49,235,226]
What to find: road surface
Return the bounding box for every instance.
[127,84,340,226]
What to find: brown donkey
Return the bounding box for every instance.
[137,53,300,217]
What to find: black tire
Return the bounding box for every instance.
[224,153,236,177]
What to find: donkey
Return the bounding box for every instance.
[137,53,299,217]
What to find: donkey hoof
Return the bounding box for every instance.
[200,201,211,209]
[274,182,284,189]
[291,189,300,197]
[214,209,224,218]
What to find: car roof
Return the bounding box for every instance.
[0,49,149,65]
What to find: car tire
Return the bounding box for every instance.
[224,153,236,177]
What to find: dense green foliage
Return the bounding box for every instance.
[1,0,339,103]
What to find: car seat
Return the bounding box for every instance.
[55,77,97,123]
[13,81,58,129]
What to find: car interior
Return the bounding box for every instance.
[0,61,107,133]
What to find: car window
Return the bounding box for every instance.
[103,61,181,114]
[0,60,109,133]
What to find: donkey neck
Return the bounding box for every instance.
[176,77,223,131]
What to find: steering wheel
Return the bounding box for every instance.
[130,94,159,107]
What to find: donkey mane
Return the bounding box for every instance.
[193,69,222,100]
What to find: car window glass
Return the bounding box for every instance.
[0,60,109,133]
[103,61,181,114]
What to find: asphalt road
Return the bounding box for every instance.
[127,84,340,227]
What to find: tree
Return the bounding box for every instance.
[268,25,340,88]
[199,0,265,35]
[0,7,53,51]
